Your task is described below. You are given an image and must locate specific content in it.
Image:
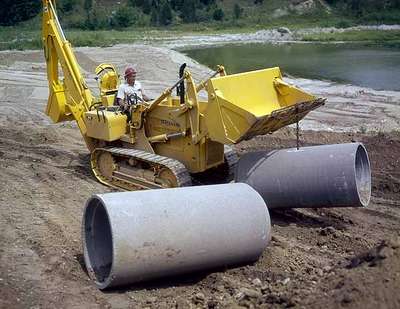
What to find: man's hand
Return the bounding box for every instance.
[141,90,151,102]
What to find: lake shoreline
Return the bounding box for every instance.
[163,25,400,49]
[1,24,400,51]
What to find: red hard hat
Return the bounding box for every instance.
[124,67,136,78]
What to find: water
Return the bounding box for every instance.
[183,43,400,91]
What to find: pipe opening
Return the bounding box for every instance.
[355,144,371,207]
[84,197,113,284]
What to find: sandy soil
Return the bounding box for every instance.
[0,45,399,309]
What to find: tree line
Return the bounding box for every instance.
[1,0,399,28]
[326,0,400,16]
[0,0,41,26]
[76,0,243,29]
[0,0,244,28]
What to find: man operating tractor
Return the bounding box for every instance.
[116,66,151,108]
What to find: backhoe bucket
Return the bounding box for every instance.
[205,67,325,144]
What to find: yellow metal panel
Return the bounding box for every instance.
[84,110,127,142]
[99,71,119,94]
[101,94,116,107]
[205,67,321,144]
[45,82,74,123]
[209,67,283,117]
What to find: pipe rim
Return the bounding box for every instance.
[82,195,115,289]
[353,143,371,207]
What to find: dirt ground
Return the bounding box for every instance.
[0,45,399,309]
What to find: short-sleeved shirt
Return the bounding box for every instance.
[116,81,143,103]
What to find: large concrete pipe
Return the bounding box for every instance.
[82,183,270,289]
[235,143,371,209]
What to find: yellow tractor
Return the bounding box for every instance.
[42,0,324,191]
[42,1,374,290]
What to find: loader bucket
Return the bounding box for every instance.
[204,67,325,144]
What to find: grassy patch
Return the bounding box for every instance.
[0,28,159,51]
[0,30,40,50]
[302,30,400,47]
[1,5,400,51]
[2,27,400,51]
[0,22,263,51]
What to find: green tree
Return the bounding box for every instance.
[114,5,137,28]
[171,0,184,10]
[83,0,93,27]
[349,0,362,16]
[160,1,173,25]
[200,0,215,5]
[85,6,110,30]
[213,7,224,21]
[150,7,159,25]
[233,3,243,19]
[142,0,153,14]
[181,0,197,22]
[0,0,41,26]
[84,0,93,12]
[129,0,145,7]
[60,0,78,13]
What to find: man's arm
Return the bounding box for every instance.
[142,92,151,102]
[140,89,151,102]
[116,84,124,106]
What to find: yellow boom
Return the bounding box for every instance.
[42,0,96,150]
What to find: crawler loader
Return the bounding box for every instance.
[42,0,325,191]
[41,1,374,289]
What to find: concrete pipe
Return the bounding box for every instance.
[82,183,270,289]
[235,143,371,209]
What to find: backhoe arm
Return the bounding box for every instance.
[42,0,96,150]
